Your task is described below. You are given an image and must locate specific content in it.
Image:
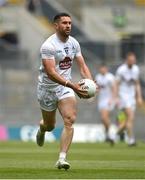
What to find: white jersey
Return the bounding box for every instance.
[38,33,82,88]
[95,72,115,102]
[116,63,140,99]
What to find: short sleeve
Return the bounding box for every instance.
[116,67,122,81]
[75,42,82,57]
[72,38,82,57]
[40,44,55,60]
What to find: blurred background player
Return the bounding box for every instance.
[36,12,93,170]
[115,52,143,146]
[95,64,116,145]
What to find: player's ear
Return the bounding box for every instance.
[54,22,58,29]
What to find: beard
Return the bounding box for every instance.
[61,29,71,37]
[128,64,133,69]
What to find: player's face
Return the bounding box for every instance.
[99,66,108,75]
[126,55,136,68]
[55,16,72,38]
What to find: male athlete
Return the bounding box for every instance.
[115,52,143,146]
[95,64,116,144]
[36,12,93,170]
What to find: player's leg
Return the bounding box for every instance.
[56,96,77,169]
[40,109,56,131]
[124,107,136,146]
[58,97,77,153]
[36,84,58,146]
[98,99,115,144]
[100,109,114,144]
[100,109,110,136]
[36,109,56,146]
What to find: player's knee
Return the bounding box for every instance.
[64,114,76,128]
[126,121,132,127]
[125,119,133,129]
[42,122,55,132]
[45,125,55,132]
[101,112,109,120]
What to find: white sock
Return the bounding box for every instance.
[106,130,112,140]
[59,152,66,160]
[128,137,135,144]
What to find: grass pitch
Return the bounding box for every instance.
[0,141,145,179]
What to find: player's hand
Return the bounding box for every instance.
[65,80,89,98]
[73,82,90,99]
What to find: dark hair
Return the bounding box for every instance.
[53,12,71,22]
[99,62,107,67]
[126,52,136,58]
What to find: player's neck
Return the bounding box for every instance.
[56,32,69,43]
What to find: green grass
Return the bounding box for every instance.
[0,141,145,179]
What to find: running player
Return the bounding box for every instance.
[36,12,93,170]
[95,64,116,145]
[115,52,143,146]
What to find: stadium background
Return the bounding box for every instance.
[0,0,145,142]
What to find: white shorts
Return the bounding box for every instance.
[98,98,115,111]
[37,84,75,111]
[119,95,136,111]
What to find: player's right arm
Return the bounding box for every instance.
[42,59,89,98]
[134,67,143,106]
[135,80,143,105]
[42,58,70,87]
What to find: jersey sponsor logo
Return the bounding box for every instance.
[59,57,72,70]
[121,76,136,85]
[97,81,106,89]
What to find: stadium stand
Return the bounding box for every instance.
[135,0,145,5]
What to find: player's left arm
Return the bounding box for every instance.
[75,55,93,79]
[135,80,143,105]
